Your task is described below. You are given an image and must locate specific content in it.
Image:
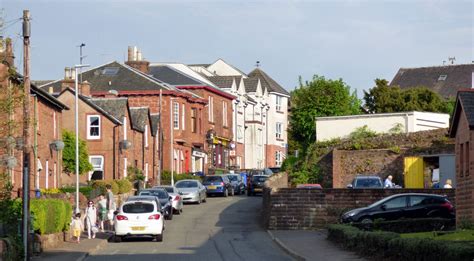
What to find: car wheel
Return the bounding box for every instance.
[114,235,122,243]
[224,189,228,197]
[168,209,173,220]
[360,218,373,224]
[156,231,163,242]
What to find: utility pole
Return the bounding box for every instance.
[22,9,31,261]
[78,43,86,83]
[158,89,162,185]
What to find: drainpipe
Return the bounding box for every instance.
[33,94,38,190]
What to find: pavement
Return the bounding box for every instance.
[268,230,366,261]
[33,232,111,261]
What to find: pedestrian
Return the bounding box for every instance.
[106,184,116,231]
[444,179,453,188]
[71,213,84,243]
[384,175,394,188]
[97,194,107,232]
[85,200,98,239]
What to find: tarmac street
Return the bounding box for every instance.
[86,195,292,261]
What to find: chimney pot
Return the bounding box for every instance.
[127,46,133,62]
[137,50,142,61]
[71,68,76,80]
[132,46,138,61]
[64,67,71,79]
[48,86,54,94]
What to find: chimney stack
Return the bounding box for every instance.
[3,38,15,67]
[80,80,91,97]
[61,66,75,92]
[125,46,149,74]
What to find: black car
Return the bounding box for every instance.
[341,193,455,224]
[225,174,246,195]
[202,175,234,197]
[347,175,383,189]
[139,189,174,220]
[247,175,268,196]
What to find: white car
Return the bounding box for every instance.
[153,185,184,214]
[114,196,164,242]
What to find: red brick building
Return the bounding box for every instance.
[449,89,474,225]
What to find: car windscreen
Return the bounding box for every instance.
[123,202,154,213]
[176,181,198,188]
[252,176,268,182]
[140,190,167,199]
[156,187,174,193]
[227,175,238,182]
[355,178,382,188]
[204,176,223,182]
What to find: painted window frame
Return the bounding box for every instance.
[208,96,214,122]
[89,155,104,180]
[87,115,101,140]
[276,122,282,139]
[173,102,180,130]
[275,95,282,112]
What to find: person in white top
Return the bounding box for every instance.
[85,200,98,239]
[443,179,453,189]
[384,175,394,188]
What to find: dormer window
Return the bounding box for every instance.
[438,75,447,81]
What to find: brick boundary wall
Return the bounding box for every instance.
[262,187,455,230]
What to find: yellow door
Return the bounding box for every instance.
[404,157,424,188]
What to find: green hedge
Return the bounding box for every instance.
[353,218,456,233]
[161,171,202,185]
[115,179,133,194]
[91,180,119,195]
[327,224,474,261]
[30,199,72,235]
[57,187,93,199]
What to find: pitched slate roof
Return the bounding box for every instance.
[129,107,149,132]
[248,68,289,95]
[206,76,236,89]
[40,61,173,94]
[149,65,203,86]
[32,80,54,87]
[89,98,129,123]
[390,64,474,98]
[449,90,474,137]
[150,113,160,136]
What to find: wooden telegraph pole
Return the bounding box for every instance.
[22,9,32,260]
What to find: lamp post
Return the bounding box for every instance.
[170,98,176,186]
[74,64,89,214]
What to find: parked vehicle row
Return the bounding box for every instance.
[113,172,267,243]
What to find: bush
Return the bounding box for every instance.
[91,180,119,195]
[327,224,474,261]
[115,179,133,194]
[161,171,201,185]
[30,199,72,235]
[353,218,455,233]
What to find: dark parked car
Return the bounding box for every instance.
[138,188,174,220]
[268,167,281,174]
[347,175,383,189]
[202,175,234,197]
[341,193,455,224]
[225,174,246,195]
[247,175,268,196]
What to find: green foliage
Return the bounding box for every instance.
[30,199,72,235]
[363,79,454,114]
[348,125,377,140]
[281,155,298,172]
[353,218,455,233]
[50,186,94,199]
[127,166,145,182]
[160,171,202,185]
[289,75,361,153]
[62,130,93,175]
[389,145,401,154]
[115,179,133,194]
[91,180,119,195]
[327,224,474,261]
[389,123,404,134]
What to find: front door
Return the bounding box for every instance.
[404,157,424,188]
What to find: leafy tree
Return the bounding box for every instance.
[289,75,360,153]
[364,79,454,114]
[62,130,93,175]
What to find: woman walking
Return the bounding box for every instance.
[97,195,107,232]
[85,200,98,239]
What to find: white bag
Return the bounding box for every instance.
[107,210,114,220]
[92,226,99,233]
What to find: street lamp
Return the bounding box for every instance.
[170,98,177,186]
[74,64,89,214]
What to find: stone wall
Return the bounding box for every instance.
[262,188,455,230]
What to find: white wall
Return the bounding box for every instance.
[315,111,450,142]
[207,59,247,77]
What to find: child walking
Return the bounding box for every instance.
[71,213,84,243]
[85,200,98,239]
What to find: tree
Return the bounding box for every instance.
[289,75,361,153]
[364,79,454,114]
[62,130,93,175]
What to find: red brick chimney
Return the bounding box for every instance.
[80,80,91,97]
[125,46,150,74]
[2,38,15,67]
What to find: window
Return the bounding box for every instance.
[208,96,214,122]
[237,125,243,140]
[173,102,179,129]
[409,196,428,207]
[89,155,104,180]
[275,151,282,166]
[191,108,197,133]
[438,74,447,81]
[276,122,282,139]
[53,112,57,139]
[223,101,228,127]
[87,115,101,139]
[145,125,149,148]
[466,142,470,176]
[101,67,119,76]
[182,104,185,131]
[276,95,282,111]
[460,143,464,177]
[383,196,407,209]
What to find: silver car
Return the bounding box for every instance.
[154,185,184,214]
[175,180,207,204]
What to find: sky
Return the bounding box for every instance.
[2,0,473,97]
